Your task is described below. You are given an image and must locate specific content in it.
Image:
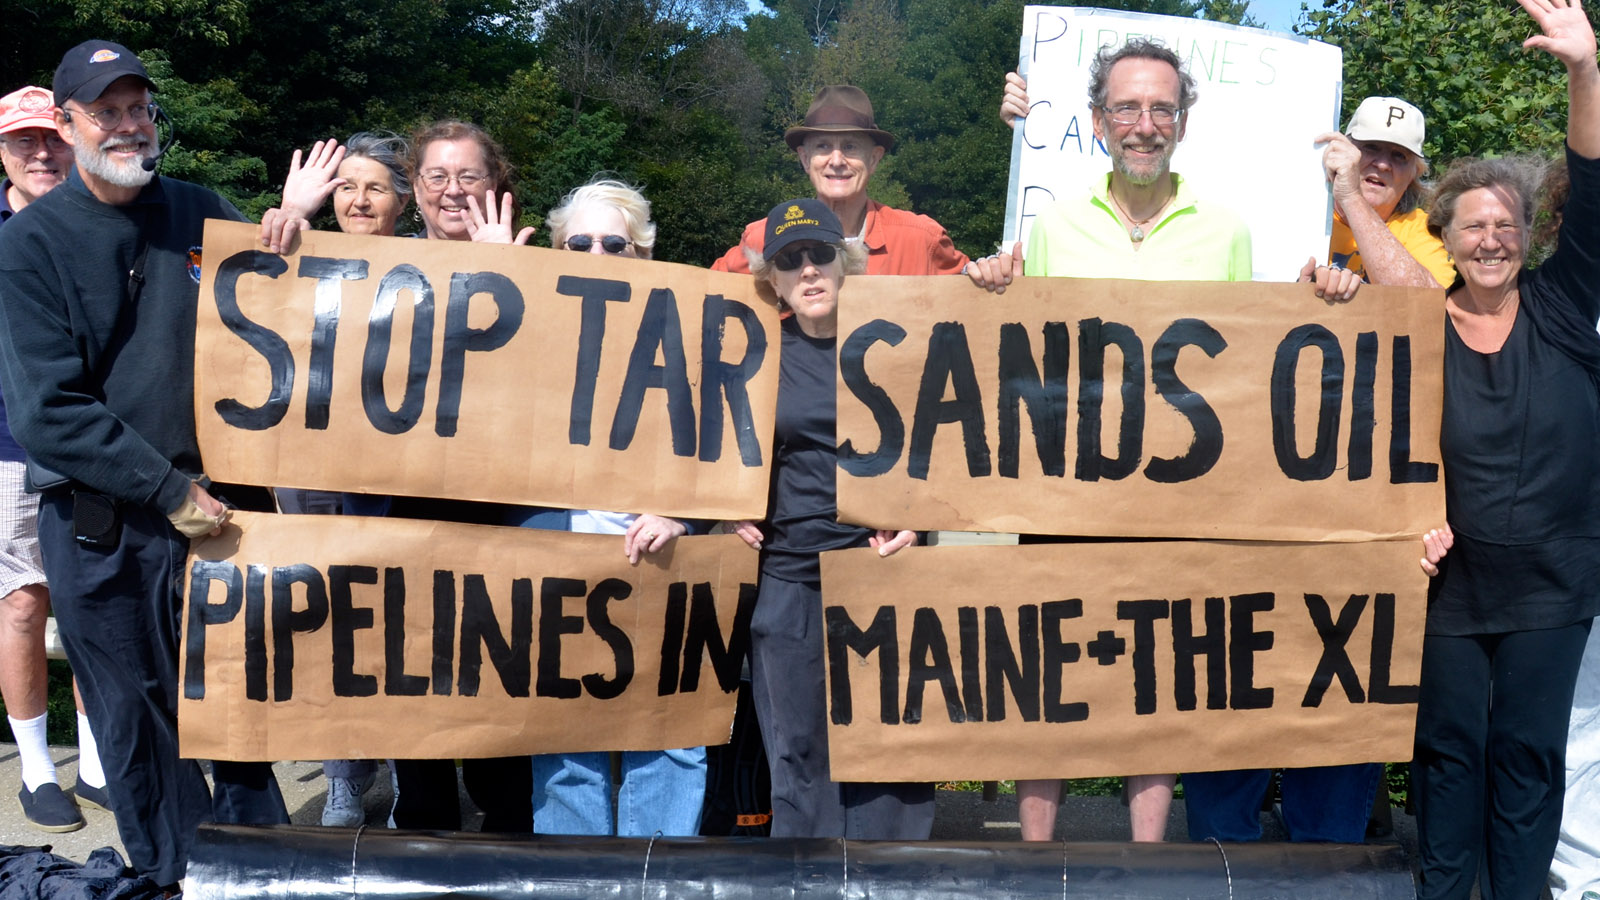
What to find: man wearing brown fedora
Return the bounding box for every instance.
[711,85,971,276]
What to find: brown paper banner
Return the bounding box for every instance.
[194,220,779,520]
[178,511,756,761]
[835,276,1444,540]
[820,540,1423,781]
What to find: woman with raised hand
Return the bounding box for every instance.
[409,120,533,245]
[261,121,531,247]
[262,131,411,827]
[1415,1,1600,896]
[263,125,537,832]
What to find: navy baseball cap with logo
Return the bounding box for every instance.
[53,40,156,107]
[762,198,843,261]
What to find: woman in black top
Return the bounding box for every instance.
[1416,2,1600,896]
[730,198,924,838]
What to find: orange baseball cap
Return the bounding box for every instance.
[0,86,61,136]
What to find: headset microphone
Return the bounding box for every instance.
[140,106,177,172]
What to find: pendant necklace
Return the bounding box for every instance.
[1109,190,1169,243]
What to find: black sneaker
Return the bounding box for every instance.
[19,783,86,833]
[70,780,113,813]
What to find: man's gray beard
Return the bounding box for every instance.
[1113,153,1168,187]
[76,137,155,189]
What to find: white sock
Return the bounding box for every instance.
[76,713,106,788]
[9,713,56,792]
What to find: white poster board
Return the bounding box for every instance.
[1002,7,1344,282]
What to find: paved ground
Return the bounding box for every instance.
[1,742,1420,871]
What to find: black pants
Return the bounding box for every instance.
[390,757,532,832]
[749,574,933,839]
[39,494,287,886]
[1413,621,1592,900]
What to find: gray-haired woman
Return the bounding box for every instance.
[262,131,416,827]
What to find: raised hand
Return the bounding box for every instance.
[465,191,536,244]
[281,139,347,220]
[1518,0,1597,68]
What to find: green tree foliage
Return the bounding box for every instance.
[1299,0,1582,163]
[139,52,273,217]
[2,0,1307,262]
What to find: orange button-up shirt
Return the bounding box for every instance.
[710,199,970,275]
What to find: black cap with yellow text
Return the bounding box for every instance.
[762,198,843,260]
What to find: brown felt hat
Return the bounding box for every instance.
[783,85,895,151]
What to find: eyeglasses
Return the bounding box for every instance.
[64,102,158,131]
[773,242,838,271]
[419,170,487,191]
[564,233,632,254]
[1101,104,1182,127]
[0,133,70,154]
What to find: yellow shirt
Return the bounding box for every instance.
[1330,206,1454,286]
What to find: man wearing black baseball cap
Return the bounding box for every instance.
[52,39,156,107]
[0,39,288,889]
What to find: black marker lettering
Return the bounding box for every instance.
[1146,319,1226,483]
[611,288,695,456]
[997,322,1068,478]
[298,256,368,430]
[825,605,900,725]
[904,608,964,725]
[328,565,379,697]
[699,295,766,465]
[1271,324,1344,481]
[383,567,427,696]
[361,264,434,434]
[839,319,908,477]
[582,578,634,700]
[1229,592,1275,710]
[908,322,991,480]
[458,575,533,698]
[437,272,524,437]
[1077,318,1145,481]
[183,560,243,700]
[213,250,294,431]
[557,276,630,445]
[271,563,329,702]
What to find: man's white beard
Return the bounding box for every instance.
[76,134,155,189]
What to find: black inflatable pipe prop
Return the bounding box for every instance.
[187,824,1415,899]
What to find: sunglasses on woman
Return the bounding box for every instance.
[773,242,839,271]
[564,234,632,254]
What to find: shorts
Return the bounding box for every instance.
[0,460,47,596]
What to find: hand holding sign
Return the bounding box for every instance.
[624,514,689,564]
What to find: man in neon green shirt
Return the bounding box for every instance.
[986,36,1257,846]
[1014,40,1250,283]
[979,36,1361,844]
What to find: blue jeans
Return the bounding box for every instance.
[531,748,707,836]
[1183,764,1382,842]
